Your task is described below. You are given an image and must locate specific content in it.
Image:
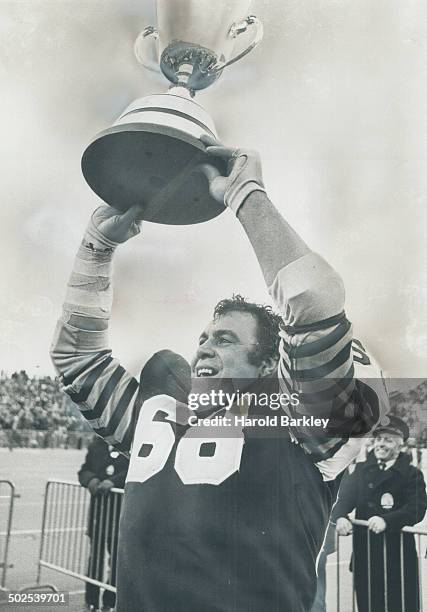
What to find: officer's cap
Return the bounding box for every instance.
[374,415,409,442]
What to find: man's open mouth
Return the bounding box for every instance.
[196,367,219,377]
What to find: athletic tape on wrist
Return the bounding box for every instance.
[84,213,119,251]
[64,227,115,317]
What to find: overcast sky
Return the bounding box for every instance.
[1,0,426,382]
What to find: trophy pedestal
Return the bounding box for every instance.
[160,41,221,91]
[81,92,226,225]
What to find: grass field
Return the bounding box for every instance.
[1,449,426,611]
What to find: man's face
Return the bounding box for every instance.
[373,433,403,462]
[191,311,264,380]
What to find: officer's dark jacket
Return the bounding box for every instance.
[331,451,427,612]
[79,437,129,541]
[78,436,129,490]
[331,451,427,529]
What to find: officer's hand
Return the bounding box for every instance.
[335,517,353,536]
[368,516,386,534]
[87,477,100,496]
[198,135,265,215]
[97,479,115,494]
[90,204,144,245]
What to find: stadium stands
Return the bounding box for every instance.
[0,370,91,448]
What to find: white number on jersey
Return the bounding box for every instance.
[126,395,244,486]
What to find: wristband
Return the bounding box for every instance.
[226,181,266,216]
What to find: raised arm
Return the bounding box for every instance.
[201,138,387,478]
[199,136,340,296]
[50,206,143,454]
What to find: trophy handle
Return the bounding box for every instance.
[210,15,264,74]
[134,26,161,72]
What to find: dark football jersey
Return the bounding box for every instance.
[118,352,334,611]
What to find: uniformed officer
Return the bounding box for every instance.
[79,436,129,611]
[331,416,427,612]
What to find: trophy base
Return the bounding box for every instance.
[81,123,226,225]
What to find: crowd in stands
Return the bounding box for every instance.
[0,370,86,431]
[389,379,427,446]
[0,370,91,448]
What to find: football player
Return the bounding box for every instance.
[51,137,388,611]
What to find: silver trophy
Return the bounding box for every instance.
[81,0,263,225]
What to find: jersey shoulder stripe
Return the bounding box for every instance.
[280,340,352,382]
[282,318,351,359]
[84,364,126,420]
[93,376,139,439]
[67,356,114,403]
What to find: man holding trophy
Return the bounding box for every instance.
[51,1,387,609]
[51,139,386,610]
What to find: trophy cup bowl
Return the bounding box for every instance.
[81,0,263,225]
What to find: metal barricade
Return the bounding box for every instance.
[0,480,16,590]
[336,518,427,612]
[37,480,123,595]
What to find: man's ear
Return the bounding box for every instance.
[259,356,278,378]
[396,437,404,452]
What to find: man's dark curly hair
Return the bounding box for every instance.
[213,295,282,366]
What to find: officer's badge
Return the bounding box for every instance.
[106,464,115,476]
[380,493,394,510]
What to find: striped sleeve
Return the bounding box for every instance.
[269,253,386,480]
[50,238,139,456]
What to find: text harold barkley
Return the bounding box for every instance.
[187,414,330,429]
